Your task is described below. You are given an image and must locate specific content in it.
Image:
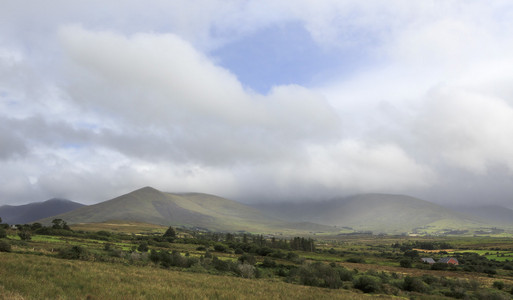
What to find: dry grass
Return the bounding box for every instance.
[0,252,389,300]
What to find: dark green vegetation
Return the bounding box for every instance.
[38,187,338,234]
[2,220,513,299]
[0,198,84,224]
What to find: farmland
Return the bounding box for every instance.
[1,222,513,299]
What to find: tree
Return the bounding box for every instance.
[400,259,412,268]
[52,219,70,230]
[353,275,381,293]
[18,231,32,241]
[137,242,149,252]
[0,228,6,239]
[163,226,176,238]
[0,216,2,223]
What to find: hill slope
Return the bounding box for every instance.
[0,199,85,225]
[39,187,337,234]
[449,205,513,225]
[254,194,486,234]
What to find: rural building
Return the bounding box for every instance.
[438,257,459,265]
[421,257,435,264]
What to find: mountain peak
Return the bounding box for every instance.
[134,186,161,193]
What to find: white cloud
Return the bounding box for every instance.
[1,1,513,206]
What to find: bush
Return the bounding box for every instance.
[238,254,256,265]
[0,228,6,238]
[213,244,227,252]
[261,257,276,268]
[403,276,427,292]
[58,245,87,260]
[238,263,255,278]
[17,231,31,241]
[353,275,381,293]
[337,267,354,281]
[400,259,412,268]
[137,242,149,252]
[0,240,11,252]
[493,281,505,290]
[346,257,364,263]
[295,262,343,289]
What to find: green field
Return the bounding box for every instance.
[2,222,513,299]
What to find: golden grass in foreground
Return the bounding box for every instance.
[0,253,390,300]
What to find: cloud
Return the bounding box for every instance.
[1,1,513,206]
[58,26,341,163]
[417,87,513,174]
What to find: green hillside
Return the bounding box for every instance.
[254,194,487,234]
[39,187,337,234]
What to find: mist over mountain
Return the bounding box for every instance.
[253,194,487,234]
[447,205,513,225]
[0,198,85,225]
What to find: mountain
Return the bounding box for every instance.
[39,187,337,234]
[449,205,513,225]
[253,194,486,234]
[0,198,85,225]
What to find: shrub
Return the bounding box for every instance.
[238,263,255,278]
[137,242,149,252]
[213,244,227,252]
[58,245,87,260]
[261,257,276,268]
[18,231,32,241]
[238,254,256,265]
[403,276,427,293]
[0,228,6,238]
[295,262,343,289]
[400,259,412,268]
[353,275,381,293]
[0,240,11,252]
[337,267,354,281]
[493,281,505,290]
[346,257,364,263]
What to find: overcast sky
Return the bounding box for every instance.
[1,1,513,206]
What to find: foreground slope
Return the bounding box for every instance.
[254,194,486,234]
[40,187,336,233]
[0,198,84,225]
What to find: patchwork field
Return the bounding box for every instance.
[1,222,513,299]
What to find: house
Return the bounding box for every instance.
[438,257,459,265]
[421,257,435,264]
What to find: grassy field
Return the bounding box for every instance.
[2,222,513,299]
[0,252,383,300]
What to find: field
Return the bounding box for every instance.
[2,222,513,299]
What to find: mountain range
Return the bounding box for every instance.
[38,187,336,234]
[0,198,84,225]
[2,187,512,234]
[253,194,489,234]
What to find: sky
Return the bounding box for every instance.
[1,1,513,207]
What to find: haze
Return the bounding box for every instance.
[1,1,513,207]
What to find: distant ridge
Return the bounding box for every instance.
[449,205,513,225]
[253,194,486,234]
[0,198,85,225]
[38,187,337,234]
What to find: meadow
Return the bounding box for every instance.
[1,222,513,299]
